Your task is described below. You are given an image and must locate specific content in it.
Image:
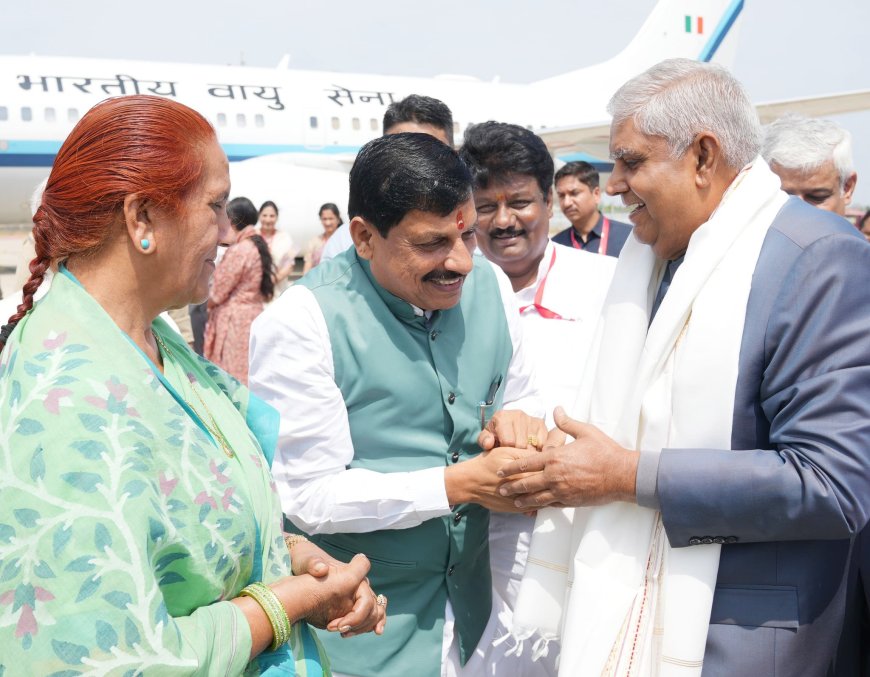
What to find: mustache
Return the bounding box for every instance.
[490,227,525,238]
[423,270,466,283]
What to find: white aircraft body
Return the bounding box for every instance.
[1,0,867,244]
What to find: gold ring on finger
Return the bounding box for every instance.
[527,435,540,448]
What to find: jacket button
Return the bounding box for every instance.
[725,536,738,544]
[712,537,725,545]
[430,330,439,340]
[453,512,462,525]
[448,565,455,576]
[451,451,459,463]
[688,537,702,546]
[447,392,456,404]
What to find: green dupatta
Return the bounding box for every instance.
[0,269,329,675]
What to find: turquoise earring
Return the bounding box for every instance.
[140,238,150,250]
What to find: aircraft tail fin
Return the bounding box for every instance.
[534,0,744,87]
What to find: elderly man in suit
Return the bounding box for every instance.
[498,58,870,676]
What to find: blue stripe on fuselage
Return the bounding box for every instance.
[1,141,610,169]
[0,140,363,167]
[698,0,744,62]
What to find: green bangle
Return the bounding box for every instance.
[240,581,292,651]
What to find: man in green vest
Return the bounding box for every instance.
[249,132,546,677]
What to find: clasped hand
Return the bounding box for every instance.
[495,406,640,509]
[286,540,387,638]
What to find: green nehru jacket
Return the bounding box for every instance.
[294,248,513,677]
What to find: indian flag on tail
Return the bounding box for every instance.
[685,15,704,33]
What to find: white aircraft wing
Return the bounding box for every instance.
[538,89,870,158]
[537,122,613,160]
[754,89,870,122]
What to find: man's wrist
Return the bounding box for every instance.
[444,462,472,506]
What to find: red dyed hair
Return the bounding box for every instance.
[0,95,216,351]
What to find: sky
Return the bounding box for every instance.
[4,0,870,205]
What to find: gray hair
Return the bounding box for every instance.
[762,114,854,188]
[607,58,761,170]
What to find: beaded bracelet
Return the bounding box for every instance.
[240,581,292,651]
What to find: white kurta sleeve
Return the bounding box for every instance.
[489,262,545,418]
[248,285,451,535]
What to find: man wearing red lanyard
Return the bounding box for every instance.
[552,160,633,257]
[458,122,616,677]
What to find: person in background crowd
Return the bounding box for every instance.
[551,161,632,257]
[762,113,858,215]
[250,132,546,677]
[302,203,342,274]
[204,197,274,384]
[320,94,455,263]
[0,94,385,676]
[258,200,298,293]
[500,58,870,676]
[459,121,616,676]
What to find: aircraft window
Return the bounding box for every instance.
[310,116,318,129]
[68,108,79,122]
[45,107,56,123]
[255,114,265,128]
[331,117,340,130]
[21,106,32,122]
[370,119,378,131]
[217,113,227,127]
[236,113,247,128]
[0,107,7,121]
[352,117,360,131]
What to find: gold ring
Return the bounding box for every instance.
[527,435,540,448]
[376,594,387,607]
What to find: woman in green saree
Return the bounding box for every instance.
[0,95,386,675]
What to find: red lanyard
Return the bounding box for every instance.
[519,247,571,320]
[569,215,610,255]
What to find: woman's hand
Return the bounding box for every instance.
[288,537,337,577]
[273,553,387,638]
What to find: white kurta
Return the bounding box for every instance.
[463,241,616,676]
[248,258,543,677]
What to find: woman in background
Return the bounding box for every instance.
[204,197,273,384]
[257,200,297,292]
[302,203,342,274]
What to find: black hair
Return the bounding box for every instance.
[554,160,599,190]
[348,132,472,238]
[459,122,553,196]
[319,202,344,227]
[383,94,455,146]
[227,196,274,300]
[258,200,279,216]
[227,197,259,232]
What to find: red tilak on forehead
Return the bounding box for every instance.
[456,211,465,230]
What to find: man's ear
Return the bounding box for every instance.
[123,194,155,254]
[843,171,858,206]
[693,132,722,189]
[350,216,377,259]
[544,187,554,219]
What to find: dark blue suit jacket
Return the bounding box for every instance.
[656,198,870,676]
